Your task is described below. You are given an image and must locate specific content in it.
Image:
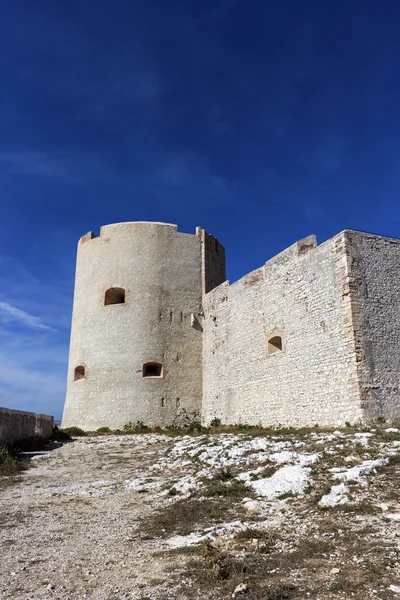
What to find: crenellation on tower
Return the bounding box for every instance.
[79,231,97,245]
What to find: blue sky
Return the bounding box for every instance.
[1,0,400,419]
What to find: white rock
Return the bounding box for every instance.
[330,568,340,575]
[269,451,297,464]
[385,428,399,433]
[356,437,369,447]
[334,459,388,482]
[243,499,262,512]
[232,583,248,597]
[384,514,400,521]
[166,521,247,548]
[298,453,320,466]
[248,465,311,500]
[319,484,349,507]
[389,584,400,593]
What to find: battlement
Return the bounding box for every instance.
[203,234,318,308]
[78,221,220,247]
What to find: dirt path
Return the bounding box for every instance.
[1,430,400,600]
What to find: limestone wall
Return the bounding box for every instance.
[0,408,54,444]
[344,231,400,421]
[197,227,226,295]
[202,233,364,427]
[62,222,225,430]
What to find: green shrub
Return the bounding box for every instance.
[188,421,204,432]
[123,421,149,432]
[209,418,222,427]
[165,424,183,432]
[52,428,71,441]
[61,426,86,437]
[96,427,112,434]
[0,444,27,475]
[0,444,10,465]
[236,527,266,540]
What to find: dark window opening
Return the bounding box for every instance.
[105,287,125,305]
[143,362,163,377]
[268,335,283,355]
[74,365,85,381]
[161,397,165,407]
[176,397,181,408]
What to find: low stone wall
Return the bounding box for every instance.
[0,407,54,444]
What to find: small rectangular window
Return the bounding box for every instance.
[267,335,283,356]
[143,362,163,377]
[105,288,125,305]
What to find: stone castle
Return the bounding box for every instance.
[62,222,400,430]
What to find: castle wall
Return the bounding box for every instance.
[62,222,217,430]
[344,231,400,421]
[0,408,54,444]
[202,233,364,427]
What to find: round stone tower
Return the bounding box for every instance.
[62,221,225,430]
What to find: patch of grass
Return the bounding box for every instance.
[236,528,279,555]
[167,545,203,556]
[263,584,297,600]
[178,538,299,600]
[236,527,270,540]
[277,491,295,500]
[329,581,346,592]
[340,502,379,515]
[141,497,242,538]
[214,467,234,481]
[203,479,251,498]
[388,453,400,465]
[293,537,333,556]
[196,541,246,581]
[0,444,28,477]
[259,465,278,478]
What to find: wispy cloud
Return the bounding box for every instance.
[0,301,57,332]
[0,330,67,418]
[0,256,71,418]
[0,151,81,182]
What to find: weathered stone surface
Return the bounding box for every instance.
[202,230,400,427]
[0,407,53,443]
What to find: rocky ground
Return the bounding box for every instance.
[1,426,400,600]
